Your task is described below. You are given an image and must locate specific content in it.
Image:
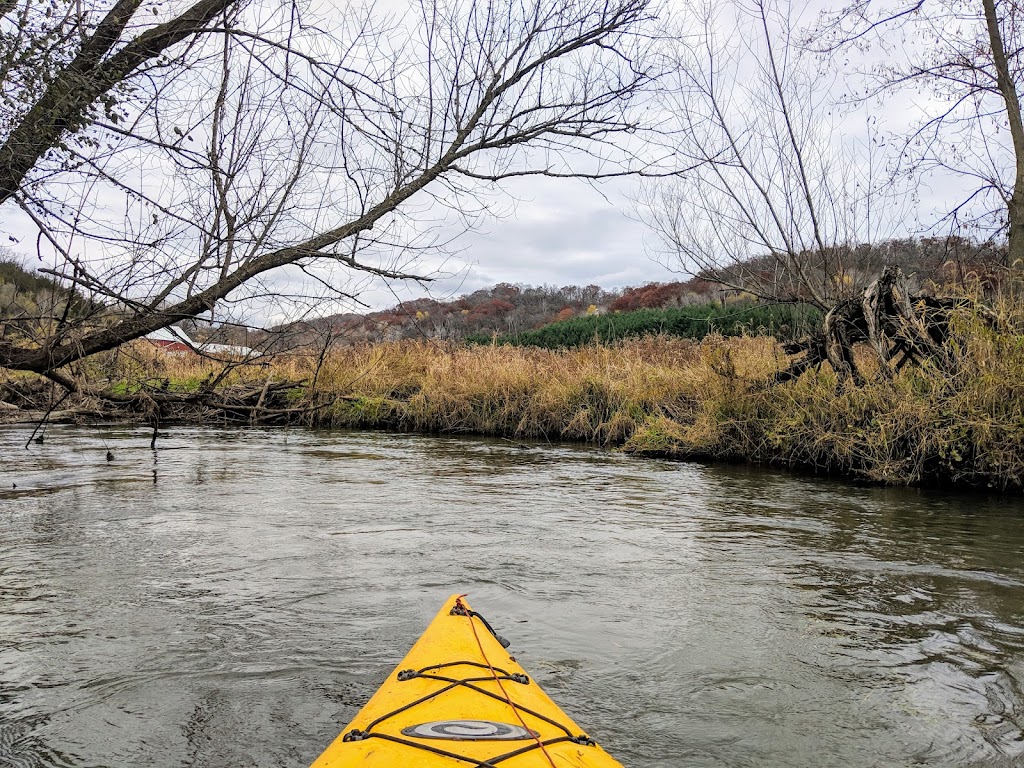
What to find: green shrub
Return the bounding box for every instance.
[467,302,818,349]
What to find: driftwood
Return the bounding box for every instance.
[0,374,315,427]
[778,266,994,385]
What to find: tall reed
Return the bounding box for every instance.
[5,294,1023,490]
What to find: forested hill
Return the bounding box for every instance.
[3,236,1009,349]
[0,253,95,325]
[259,279,727,348]
[261,236,1008,348]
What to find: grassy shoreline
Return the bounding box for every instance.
[4,318,1023,491]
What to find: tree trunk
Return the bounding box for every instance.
[983,0,1024,270]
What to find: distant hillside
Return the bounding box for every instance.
[4,235,1006,353]
[254,235,1009,350]
[256,278,740,351]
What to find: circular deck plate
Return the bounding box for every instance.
[401,720,539,741]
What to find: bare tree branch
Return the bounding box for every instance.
[1,0,659,375]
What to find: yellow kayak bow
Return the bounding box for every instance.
[310,594,623,767]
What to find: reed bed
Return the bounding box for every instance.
[310,336,773,444]
[4,299,1024,491]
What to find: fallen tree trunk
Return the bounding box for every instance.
[0,374,314,427]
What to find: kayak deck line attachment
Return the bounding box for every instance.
[337,729,596,767]
[397,660,530,685]
[451,602,512,648]
[339,659,590,759]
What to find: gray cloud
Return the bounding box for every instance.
[399,178,679,301]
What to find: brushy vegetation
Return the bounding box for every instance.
[465,302,819,348]
[3,296,1024,491]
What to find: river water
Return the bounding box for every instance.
[1,425,1023,768]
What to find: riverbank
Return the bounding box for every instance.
[3,312,1023,491]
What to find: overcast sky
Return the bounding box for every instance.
[369,177,677,308]
[0,0,999,327]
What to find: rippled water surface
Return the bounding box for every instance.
[2,425,1024,767]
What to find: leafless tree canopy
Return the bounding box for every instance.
[638,0,905,311]
[0,0,657,375]
[816,0,1024,264]
[632,0,1020,387]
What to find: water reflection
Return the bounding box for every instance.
[1,425,1023,767]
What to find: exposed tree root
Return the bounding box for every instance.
[778,267,995,385]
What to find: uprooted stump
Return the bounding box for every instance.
[778,266,995,386]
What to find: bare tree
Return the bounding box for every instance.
[817,0,1024,266]
[639,0,902,310]
[0,0,657,381]
[633,0,992,387]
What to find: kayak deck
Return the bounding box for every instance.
[310,594,622,767]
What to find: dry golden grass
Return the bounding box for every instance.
[309,336,754,443]
[5,297,1024,490]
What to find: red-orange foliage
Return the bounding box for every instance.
[467,298,516,319]
[610,282,691,311]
